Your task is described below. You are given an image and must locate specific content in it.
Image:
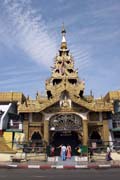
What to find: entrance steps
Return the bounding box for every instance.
[47,156,88,165]
[75,156,88,162]
[57,156,76,165]
[47,156,58,162]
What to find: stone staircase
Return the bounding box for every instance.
[48,156,88,165]
[57,156,77,165]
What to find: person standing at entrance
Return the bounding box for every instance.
[61,144,67,161]
[75,144,82,157]
[66,144,72,159]
[50,146,55,157]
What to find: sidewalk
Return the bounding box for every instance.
[0,152,120,169]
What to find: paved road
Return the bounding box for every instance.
[0,169,120,180]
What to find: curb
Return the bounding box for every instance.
[0,164,120,169]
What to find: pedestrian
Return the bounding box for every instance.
[50,146,55,157]
[61,144,67,161]
[75,144,82,157]
[106,145,112,161]
[66,144,72,159]
[89,147,93,159]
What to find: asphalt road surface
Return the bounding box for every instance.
[0,168,120,180]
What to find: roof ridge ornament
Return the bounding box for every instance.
[61,23,67,49]
[61,23,66,35]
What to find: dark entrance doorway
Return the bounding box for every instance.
[31,131,42,142]
[90,130,102,145]
[31,131,43,150]
[50,131,80,155]
[49,113,83,155]
[90,131,101,140]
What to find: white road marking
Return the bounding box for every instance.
[28,165,40,168]
[98,164,111,168]
[75,165,88,168]
[8,164,18,167]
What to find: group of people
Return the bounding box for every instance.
[49,144,113,161]
[50,144,72,161]
[58,144,72,161]
[50,144,83,161]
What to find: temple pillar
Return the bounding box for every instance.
[102,120,109,145]
[23,120,29,141]
[44,120,49,145]
[83,119,88,146]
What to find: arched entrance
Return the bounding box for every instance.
[90,131,101,140]
[52,131,81,147]
[49,113,83,153]
[51,131,80,155]
[31,131,43,148]
[31,131,42,142]
[90,130,102,145]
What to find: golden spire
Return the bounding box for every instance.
[61,23,67,49]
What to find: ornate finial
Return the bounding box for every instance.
[90,90,93,96]
[61,23,66,35]
[61,23,67,48]
[36,91,40,100]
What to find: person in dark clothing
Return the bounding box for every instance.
[106,146,112,161]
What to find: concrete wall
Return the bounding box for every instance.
[0,153,16,162]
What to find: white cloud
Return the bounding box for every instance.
[0,65,47,93]
[0,66,41,77]
[69,44,91,71]
[0,0,57,67]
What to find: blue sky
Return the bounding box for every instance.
[0,0,120,98]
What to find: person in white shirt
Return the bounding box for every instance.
[61,145,67,161]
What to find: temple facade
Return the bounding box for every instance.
[0,26,120,152]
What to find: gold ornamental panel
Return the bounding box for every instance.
[49,114,82,131]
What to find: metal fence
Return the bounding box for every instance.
[88,139,120,151]
[87,139,120,162]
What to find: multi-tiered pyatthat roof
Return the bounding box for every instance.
[46,25,85,99]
